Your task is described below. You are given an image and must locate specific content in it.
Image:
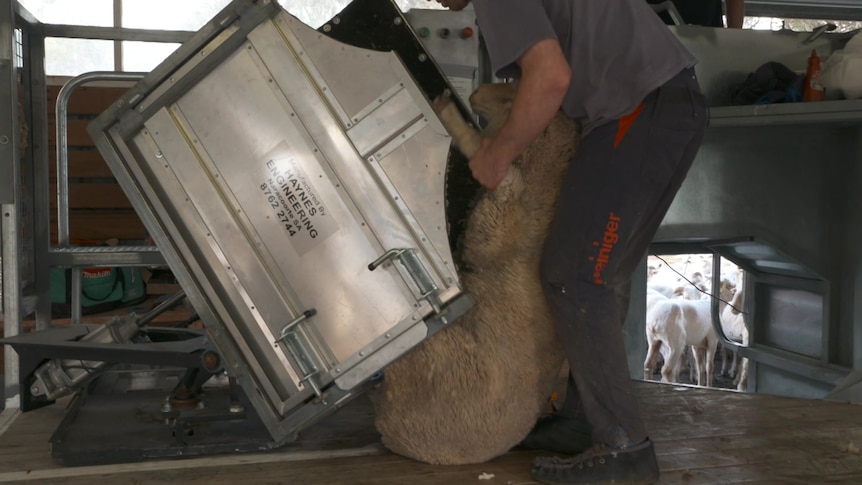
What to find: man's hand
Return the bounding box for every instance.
[430,0,470,11]
[469,138,513,190]
[467,39,570,191]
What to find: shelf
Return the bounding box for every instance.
[48,246,165,267]
[708,99,862,127]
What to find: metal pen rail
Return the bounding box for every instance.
[52,71,169,325]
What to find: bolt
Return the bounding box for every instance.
[323,24,332,32]
[0,135,8,145]
[202,351,221,371]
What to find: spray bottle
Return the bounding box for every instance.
[803,49,825,102]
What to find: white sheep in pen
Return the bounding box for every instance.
[643,279,735,387]
[644,299,717,387]
[372,84,580,465]
[720,273,750,391]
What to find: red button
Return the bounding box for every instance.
[462,27,474,39]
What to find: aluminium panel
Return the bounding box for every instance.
[89,0,468,443]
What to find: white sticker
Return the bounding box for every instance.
[259,147,338,255]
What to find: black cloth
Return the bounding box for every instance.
[647,0,724,27]
[731,62,805,105]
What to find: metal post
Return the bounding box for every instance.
[24,19,51,331]
[54,71,145,324]
[0,2,17,205]
[56,71,146,247]
[1,0,22,408]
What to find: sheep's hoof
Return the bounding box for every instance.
[433,94,453,114]
[495,167,523,195]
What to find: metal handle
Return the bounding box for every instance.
[369,247,441,312]
[276,308,317,342]
[275,309,323,398]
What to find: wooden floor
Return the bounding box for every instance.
[2,380,862,484]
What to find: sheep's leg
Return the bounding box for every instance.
[661,346,683,384]
[729,349,739,379]
[703,340,716,388]
[735,357,749,391]
[686,347,698,383]
[690,345,706,386]
[643,339,662,381]
[719,345,730,377]
[434,95,481,158]
[433,95,521,192]
[733,330,750,390]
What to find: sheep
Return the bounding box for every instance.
[673,283,705,301]
[648,283,675,299]
[643,298,717,387]
[719,274,749,391]
[654,281,702,384]
[371,83,580,465]
[644,277,737,388]
[646,287,669,313]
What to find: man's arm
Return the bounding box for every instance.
[468,39,571,189]
[725,0,745,28]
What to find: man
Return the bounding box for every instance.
[648,0,745,28]
[433,0,707,484]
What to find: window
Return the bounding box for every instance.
[745,17,862,31]
[19,0,229,76]
[645,253,748,390]
[280,0,445,28]
[20,0,447,76]
[21,0,861,76]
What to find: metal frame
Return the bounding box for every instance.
[0,0,216,409]
[85,0,474,445]
[746,0,862,21]
[644,235,852,395]
[2,0,49,409]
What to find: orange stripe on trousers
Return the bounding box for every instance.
[614,103,645,149]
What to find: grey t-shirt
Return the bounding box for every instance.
[472,0,697,134]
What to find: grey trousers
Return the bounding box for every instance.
[539,67,708,446]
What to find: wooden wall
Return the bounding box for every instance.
[47,85,148,243]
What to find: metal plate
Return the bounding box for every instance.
[89,0,470,443]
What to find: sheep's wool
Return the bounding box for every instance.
[372,84,580,465]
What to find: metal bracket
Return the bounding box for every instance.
[275,309,324,399]
[368,248,441,313]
